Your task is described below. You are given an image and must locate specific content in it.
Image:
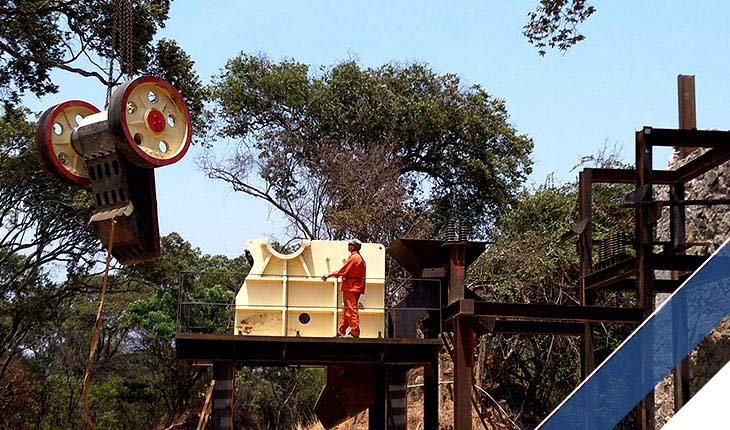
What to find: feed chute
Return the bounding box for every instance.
[36,76,193,264]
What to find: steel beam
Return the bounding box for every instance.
[586,278,683,294]
[447,242,467,304]
[641,127,730,148]
[677,74,697,157]
[652,254,706,271]
[582,257,636,290]
[491,320,584,336]
[579,169,596,377]
[444,300,643,324]
[674,148,730,183]
[586,167,676,184]
[175,334,442,366]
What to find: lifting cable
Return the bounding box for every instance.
[82,219,117,430]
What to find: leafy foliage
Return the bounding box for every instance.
[206,54,533,242]
[0,1,208,138]
[0,0,166,100]
[0,106,99,387]
[144,38,211,141]
[236,367,324,430]
[524,0,597,56]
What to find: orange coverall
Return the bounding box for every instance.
[328,251,366,337]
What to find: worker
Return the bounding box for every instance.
[321,239,366,338]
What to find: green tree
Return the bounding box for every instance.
[12,232,250,430]
[0,106,99,386]
[235,367,324,430]
[523,0,597,56]
[206,54,533,242]
[117,233,249,427]
[0,0,207,136]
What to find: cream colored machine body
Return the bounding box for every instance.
[234,238,385,338]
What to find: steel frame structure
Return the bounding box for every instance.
[174,75,730,430]
[442,76,730,430]
[176,334,442,430]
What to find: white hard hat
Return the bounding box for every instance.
[348,238,362,249]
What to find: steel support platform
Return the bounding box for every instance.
[175,333,442,430]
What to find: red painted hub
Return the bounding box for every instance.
[146,109,166,133]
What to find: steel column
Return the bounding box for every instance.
[636,130,656,430]
[369,366,386,430]
[211,361,234,430]
[672,74,695,412]
[677,75,697,157]
[670,181,691,413]
[578,169,595,377]
[423,358,439,430]
[454,315,474,430]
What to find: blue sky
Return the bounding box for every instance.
[25,1,730,258]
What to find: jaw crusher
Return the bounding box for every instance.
[36,76,192,264]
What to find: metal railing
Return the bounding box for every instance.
[175,271,443,337]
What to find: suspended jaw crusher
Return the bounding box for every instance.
[235,238,386,338]
[36,76,192,264]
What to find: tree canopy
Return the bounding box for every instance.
[524,0,597,56]
[0,0,207,136]
[206,54,533,242]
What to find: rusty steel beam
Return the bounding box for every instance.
[491,320,584,336]
[175,334,442,366]
[678,75,697,130]
[585,278,684,294]
[443,300,644,324]
[673,74,693,412]
[442,299,474,322]
[674,147,730,183]
[582,254,702,289]
[586,167,676,184]
[641,127,730,148]
[653,254,707,271]
[627,198,730,207]
[584,268,636,291]
[582,257,636,289]
[472,302,644,323]
[446,241,468,304]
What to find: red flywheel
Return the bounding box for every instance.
[36,100,100,185]
[108,76,192,168]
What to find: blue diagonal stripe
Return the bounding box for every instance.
[537,239,730,430]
